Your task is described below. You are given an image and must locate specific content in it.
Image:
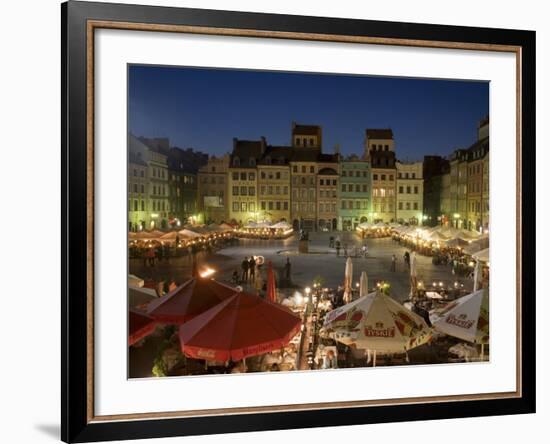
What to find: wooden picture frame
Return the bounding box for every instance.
[62,1,536,442]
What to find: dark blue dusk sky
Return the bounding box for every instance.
[129,65,488,161]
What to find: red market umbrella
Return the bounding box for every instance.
[146,278,237,324]
[129,308,156,346]
[266,260,277,303]
[179,292,301,362]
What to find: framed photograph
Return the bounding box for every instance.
[62,1,536,442]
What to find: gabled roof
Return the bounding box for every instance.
[258,145,292,165]
[292,123,321,136]
[366,129,394,140]
[128,150,148,167]
[230,139,265,168]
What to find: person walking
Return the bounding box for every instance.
[403,251,410,269]
[343,243,348,257]
[391,254,397,272]
[248,256,256,283]
[284,257,291,281]
[335,240,341,257]
[241,257,249,282]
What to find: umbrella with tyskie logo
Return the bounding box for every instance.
[322,291,432,365]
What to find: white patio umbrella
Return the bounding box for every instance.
[343,257,353,304]
[445,237,469,248]
[463,236,490,255]
[473,260,482,291]
[178,229,201,239]
[428,231,449,242]
[430,289,489,347]
[323,291,432,366]
[128,274,144,288]
[160,231,179,241]
[359,271,369,297]
[472,248,490,263]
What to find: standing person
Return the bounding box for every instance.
[335,240,341,257]
[404,251,410,269]
[343,243,348,257]
[232,269,239,285]
[391,254,397,271]
[241,257,249,282]
[329,236,334,248]
[284,257,291,281]
[248,256,256,283]
[323,350,338,369]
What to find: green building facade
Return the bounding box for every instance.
[337,156,371,231]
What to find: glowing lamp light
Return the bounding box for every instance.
[305,287,311,295]
[199,267,215,278]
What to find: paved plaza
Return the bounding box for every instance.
[129,231,473,302]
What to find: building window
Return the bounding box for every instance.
[232,186,239,196]
[399,202,403,210]
[413,202,418,210]
[260,186,265,195]
[261,201,266,210]
[389,175,394,181]
[283,186,288,194]
[414,186,419,194]
[240,186,247,195]
[406,186,411,194]
[292,165,298,173]
[241,202,247,212]
[406,202,411,210]
[232,172,238,180]
[261,171,266,179]
[341,201,346,210]
[276,201,281,210]
[233,202,239,212]
[284,202,289,210]
[141,201,145,211]
[249,172,255,181]
[249,187,255,196]
[240,172,246,181]
[301,166,306,173]
[355,184,360,192]
[342,170,347,177]
[381,174,386,181]
[320,179,324,186]
[268,201,274,210]
[373,174,378,180]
